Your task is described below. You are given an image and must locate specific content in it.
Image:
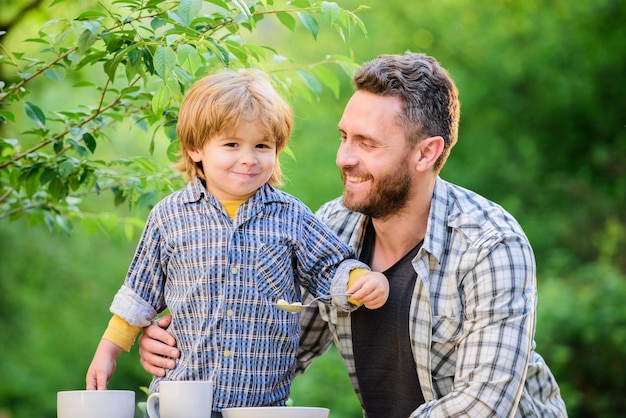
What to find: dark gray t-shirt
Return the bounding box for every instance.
[352,221,425,418]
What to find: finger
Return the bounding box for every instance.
[346,279,364,296]
[86,373,97,390]
[96,373,108,390]
[143,323,177,347]
[139,332,180,358]
[156,315,173,328]
[139,356,167,377]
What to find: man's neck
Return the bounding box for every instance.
[368,176,435,271]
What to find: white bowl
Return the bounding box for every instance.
[221,406,330,418]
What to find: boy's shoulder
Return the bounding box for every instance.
[151,180,200,212]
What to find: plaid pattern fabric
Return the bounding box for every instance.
[298,177,567,418]
[110,178,365,409]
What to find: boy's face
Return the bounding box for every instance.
[188,120,276,201]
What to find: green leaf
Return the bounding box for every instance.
[232,0,252,18]
[315,65,340,98]
[205,0,229,9]
[276,12,296,32]
[204,38,230,66]
[151,17,167,30]
[321,1,341,26]
[175,0,203,26]
[53,139,64,153]
[153,46,177,80]
[24,102,46,127]
[48,176,68,200]
[163,119,178,141]
[82,132,97,153]
[45,66,66,82]
[83,20,101,36]
[76,10,109,20]
[125,49,143,81]
[152,85,170,117]
[176,44,200,75]
[39,168,57,186]
[55,214,73,234]
[290,0,311,7]
[0,109,15,123]
[77,22,100,55]
[297,12,319,39]
[67,139,89,158]
[142,47,156,75]
[59,160,77,180]
[297,69,323,97]
[167,140,180,163]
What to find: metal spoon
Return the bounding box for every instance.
[274,294,352,313]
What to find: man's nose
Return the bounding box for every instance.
[336,139,357,168]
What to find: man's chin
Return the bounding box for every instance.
[342,194,367,213]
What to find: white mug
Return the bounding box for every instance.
[146,380,213,418]
[57,390,135,418]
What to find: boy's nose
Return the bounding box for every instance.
[239,148,258,164]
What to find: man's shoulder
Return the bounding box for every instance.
[315,196,364,238]
[437,179,529,245]
[316,196,344,216]
[315,196,357,223]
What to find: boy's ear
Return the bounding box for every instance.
[187,148,202,162]
[414,136,444,172]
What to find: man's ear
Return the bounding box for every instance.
[414,136,444,172]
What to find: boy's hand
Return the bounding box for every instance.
[86,339,123,390]
[347,272,389,309]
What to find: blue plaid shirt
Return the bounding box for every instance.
[297,177,567,418]
[110,178,364,409]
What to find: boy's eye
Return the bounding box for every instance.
[224,142,238,147]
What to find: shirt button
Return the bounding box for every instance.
[230,266,239,274]
[223,349,231,357]
[226,309,233,317]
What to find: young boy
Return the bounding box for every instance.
[85,69,389,412]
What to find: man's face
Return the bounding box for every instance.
[336,91,415,219]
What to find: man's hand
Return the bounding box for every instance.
[138,315,179,377]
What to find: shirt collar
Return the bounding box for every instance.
[421,176,449,264]
[181,177,293,208]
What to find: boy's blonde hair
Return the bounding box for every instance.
[175,69,293,185]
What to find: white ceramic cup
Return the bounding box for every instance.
[146,380,213,418]
[57,390,135,418]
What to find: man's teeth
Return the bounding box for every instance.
[347,176,367,183]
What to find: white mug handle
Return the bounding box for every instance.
[146,393,160,418]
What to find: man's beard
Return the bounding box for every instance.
[341,159,412,219]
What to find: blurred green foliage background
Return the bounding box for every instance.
[1,0,625,417]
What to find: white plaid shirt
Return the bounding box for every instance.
[297,177,567,418]
[110,179,364,409]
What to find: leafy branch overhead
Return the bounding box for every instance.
[0,0,367,235]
